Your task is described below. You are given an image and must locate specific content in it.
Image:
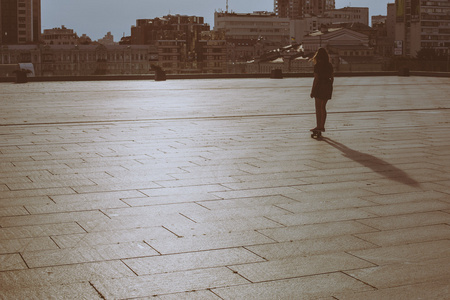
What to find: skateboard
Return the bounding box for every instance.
[310,129,323,139]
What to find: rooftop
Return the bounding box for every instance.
[307,27,343,36]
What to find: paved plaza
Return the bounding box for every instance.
[0,76,450,299]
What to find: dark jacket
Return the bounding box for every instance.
[311,61,334,100]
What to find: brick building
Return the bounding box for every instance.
[274,0,336,18]
[394,0,450,57]
[0,44,157,76]
[0,0,41,44]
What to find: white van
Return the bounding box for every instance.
[0,63,35,77]
[18,63,35,77]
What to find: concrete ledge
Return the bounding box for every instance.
[1,71,448,83]
[410,71,450,77]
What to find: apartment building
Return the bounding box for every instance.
[303,27,383,71]
[288,7,369,44]
[214,11,290,44]
[42,26,78,45]
[156,40,184,73]
[0,0,41,44]
[303,0,336,16]
[0,44,157,76]
[395,0,450,57]
[97,32,116,46]
[324,7,369,26]
[213,11,290,63]
[275,0,303,19]
[274,0,335,18]
[131,15,209,48]
[198,40,227,73]
[130,14,210,72]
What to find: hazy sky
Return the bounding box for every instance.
[42,0,394,41]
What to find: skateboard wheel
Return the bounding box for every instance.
[311,131,322,139]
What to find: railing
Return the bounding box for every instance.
[2,70,450,84]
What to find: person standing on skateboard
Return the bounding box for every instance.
[310,47,334,133]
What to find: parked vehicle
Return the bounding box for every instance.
[0,63,35,77]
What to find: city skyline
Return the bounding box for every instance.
[42,0,393,41]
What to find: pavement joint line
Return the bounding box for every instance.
[89,281,107,300]
[1,107,449,128]
[340,271,379,290]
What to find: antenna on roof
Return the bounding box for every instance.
[226,0,229,12]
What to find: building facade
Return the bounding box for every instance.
[302,27,384,71]
[42,26,78,45]
[324,7,369,26]
[303,0,335,16]
[131,15,209,48]
[275,0,303,19]
[213,11,290,64]
[372,15,388,26]
[0,0,41,44]
[387,3,396,51]
[198,40,227,73]
[214,11,290,44]
[288,7,369,44]
[395,0,450,57]
[275,0,335,18]
[156,40,184,73]
[0,42,230,76]
[0,44,158,76]
[130,14,210,72]
[97,32,116,46]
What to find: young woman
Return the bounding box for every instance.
[310,47,334,132]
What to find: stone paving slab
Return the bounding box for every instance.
[344,256,450,290]
[348,240,450,265]
[0,283,102,299]
[212,273,374,300]
[92,268,249,299]
[0,261,134,289]
[335,279,450,300]
[0,253,28,271]
[122,248,265,276]
[0,76,449,299]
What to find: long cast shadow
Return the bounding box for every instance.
[322,137,420,187]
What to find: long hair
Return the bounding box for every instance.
[312,47,330,64]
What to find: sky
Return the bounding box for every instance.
[42,0,394,41]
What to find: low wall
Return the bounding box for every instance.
[0,71,448,83]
